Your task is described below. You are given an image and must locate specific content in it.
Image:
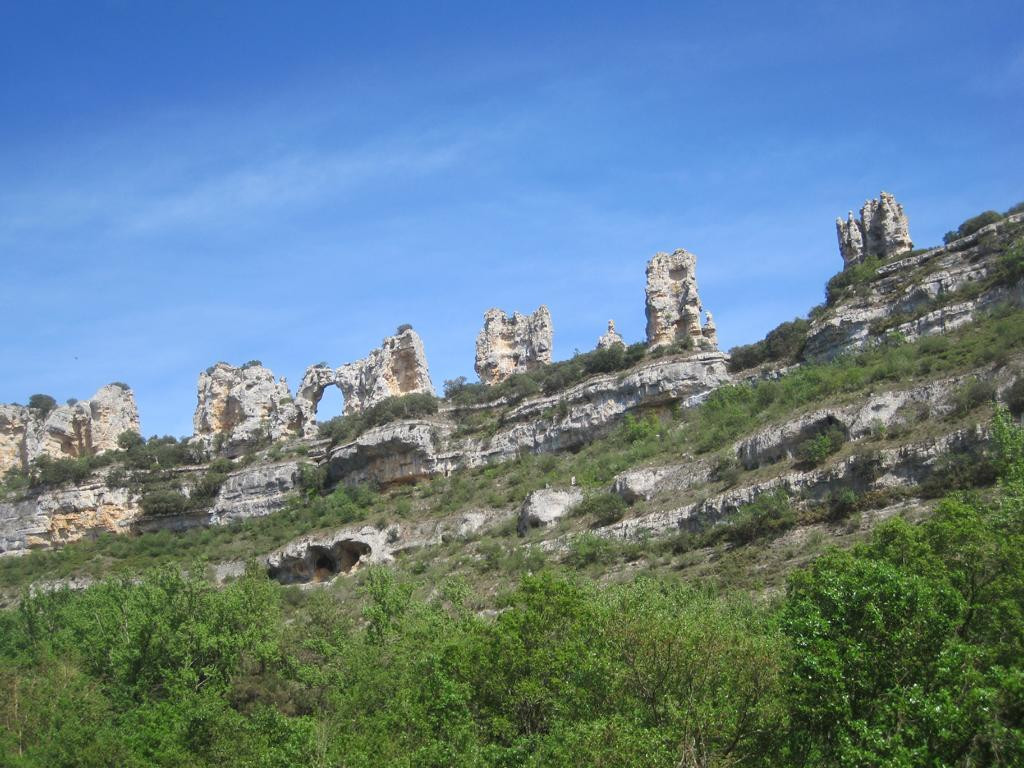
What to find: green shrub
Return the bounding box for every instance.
[718,489,795,545]
[564,532,615,567]
[728,317,810,372]
[27,393,57,415]
[139,488,189,516]
[1005,375,1024,417]
[826,256,883,304]
[919,448,997,497]
[796,425,846,466]
[951,377,996,417]
[571,493,627,527]
[712,453,742,486]
[944,210,1003,243]
[28,455,100,487]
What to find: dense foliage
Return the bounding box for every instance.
[0,411,1021,766]
[727,316,810,372]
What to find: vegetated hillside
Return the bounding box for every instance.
[0,203,1023,766]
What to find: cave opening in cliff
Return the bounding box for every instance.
[267,539,372,585]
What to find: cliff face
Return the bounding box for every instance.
[0,384,141,475]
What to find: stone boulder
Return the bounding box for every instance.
[596,320,625,350]
[516,487,583,536]
[192,362,299,455]
[645,249,717,350]
[0,384,141,475]
[836,191,913,268]
[474,306,553,385]
[335,327,435,415]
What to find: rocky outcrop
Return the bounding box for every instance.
[293,329,435,435]
[596,320,624,350]
[329,421,455,487]
[474,306,553,385]
[836,191,913,268]
[0,477,138,554]
[808,213,1023,360]
[598,426,987,542]
[0,384,141,475]
[209,461,301,524]
[645,249,717,350]
[336,327,435,415]
[517,487,582,536]
[265,529,384,584]
[192,362,299,455]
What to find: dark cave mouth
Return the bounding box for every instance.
[267,540,372,585]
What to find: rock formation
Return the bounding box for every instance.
[294,364,339,438]
[0,384,141,475]
[517,487,583,536]
[292,328,435,435]
[645,249,717,350]
[596,320,625,350]
[474,306,553,385]
[335,328,435,415]
[836,191,913,268]
[192,362,299,454]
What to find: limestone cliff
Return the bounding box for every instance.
[0,384,140,475]
[474,306,553,385]
[192,362,299,454]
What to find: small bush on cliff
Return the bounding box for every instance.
[27,393,57,415]
[138,488,190,516]
[715,489,795,545]
[728,317,810,372]
[796,424,846,466]
[319,393,439,444]
[28,455,101,487]
[446,343,648,408]
[571,493,627,527]
[944,210,1004,244]
[826,255,883,303]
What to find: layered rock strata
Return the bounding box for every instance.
[836,191,913,268]
[192,362,299,455]
[474,306,553,385]
[330,352,731,486]
[0,384,141,475]
[645,249,717,350]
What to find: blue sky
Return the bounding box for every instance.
[1,1,1021,437]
